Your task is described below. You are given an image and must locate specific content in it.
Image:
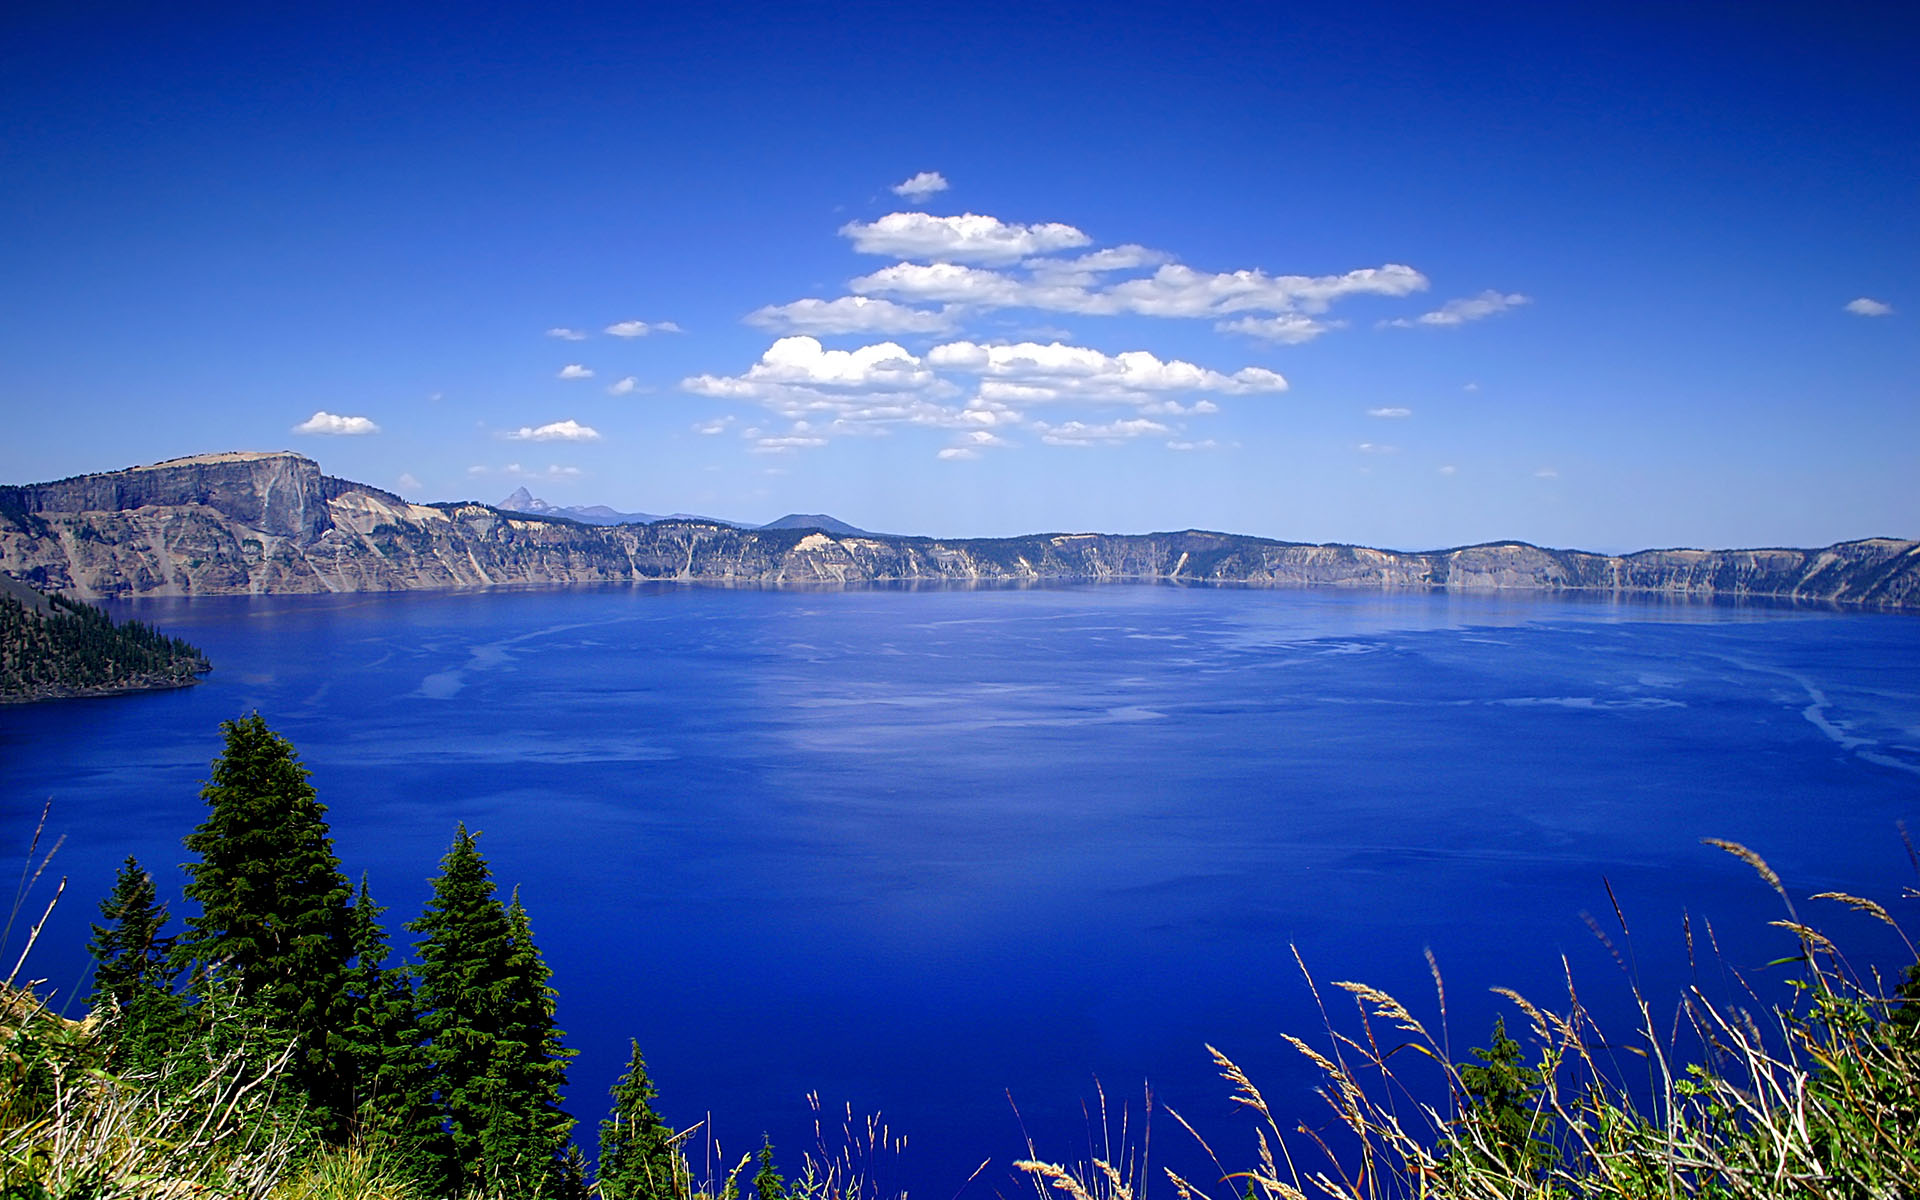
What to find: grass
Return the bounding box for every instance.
[1061,838,1920,1200]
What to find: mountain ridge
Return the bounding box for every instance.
[3,451,1917,608]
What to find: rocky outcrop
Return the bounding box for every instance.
[3,452,1918,608]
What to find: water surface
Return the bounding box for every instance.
[3,584,1916,1193]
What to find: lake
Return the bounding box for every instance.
[3,583,1917,1195]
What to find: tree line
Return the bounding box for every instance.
[88,713,740,1200]
[0,588,208,700]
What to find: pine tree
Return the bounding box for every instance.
[753,1136,785,1200]
[598,1040,681,1200]
[88,855,176,1009]
[176,713,356,1132]
[86,855,185,1070]
[342,875,446,1172]
[411,824,576,1199]
[1449,1015,1553,1178]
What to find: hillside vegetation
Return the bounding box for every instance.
[0,576,208,702]
[3,720,1917,1199]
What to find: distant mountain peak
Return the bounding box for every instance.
[760,513,878,537]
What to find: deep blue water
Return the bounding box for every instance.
[3,584,1917,1195]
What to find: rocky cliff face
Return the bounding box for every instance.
[3,452,1918,608]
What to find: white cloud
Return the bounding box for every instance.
[507,419,601,442]
[557,364,595,379]
[1216,314,1340,344]
[605,319,683,337]
[1356,442,1398,454]
[1104,263,1428,317]
[850,261,1033,306]
[503,463,585,482]
[853,258,1427,323]
[745,296,955,335]
[1534,467,1559,479]
[1166,439,1222,451]
[1845,297,1893,317]
[927,340,1287,400]
[547,327,588,341]
[396,472,423,491]
[607,376,641,395]
[467,464,488,476]
[1367,407,1412,418]
[1438,464,1458,476]
[293,410,380,436]
[1036,418,1171,446]
[694,417,735,435]
[1388,290,1530,328]
[891,171,950,202]
[937,429,1011,460]
[841,212,1092,264]
[750,434,830,454]
[1463,382,1480,392]
[735,336,936,389]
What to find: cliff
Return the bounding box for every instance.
[3,452,1917,608]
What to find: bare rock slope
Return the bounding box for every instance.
[3,452,1916,608]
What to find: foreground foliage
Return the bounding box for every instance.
[1039,840,1918,1200]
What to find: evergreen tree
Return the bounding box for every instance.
[753,1136,785,1200]
[87,855,176,1010]
[85,855,185,1070]
[343,875,446,1172]
[411,825,576,1199]
[1449,1015,1553,1178]
[175,713,356,1133]
[598,1040,681,1200]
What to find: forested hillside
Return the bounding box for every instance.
[0,575,208,702]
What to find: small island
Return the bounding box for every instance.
[0,572,209,703]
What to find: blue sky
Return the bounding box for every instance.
[2,2,1913,550]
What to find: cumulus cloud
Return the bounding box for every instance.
[607,376,641,395]
[927,340,1287,401]
[1036,417,1171,446]
[1388,290,1530,328]
[682,334,1268,455]
[891,171,950,202]
[503,463,584,482]
[726,336,936,390]
[1367,407,1412,418]
[605,319,683,337]
[841,212,1092,264]
[1846,297,1893,317]
[936,429,1012,460]
[293,411,380,436]
[396,472,423,491]
[745,295,955,335]
[1216,314,1340,344]
[853,259,1427,322]
[750,433,830,454]
[1166,439,1222,451]
[557,364,595,379]
[1104,263,1428,317]
[694,417,735,435]
[547,327,588,341]
[507,419,601,442]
